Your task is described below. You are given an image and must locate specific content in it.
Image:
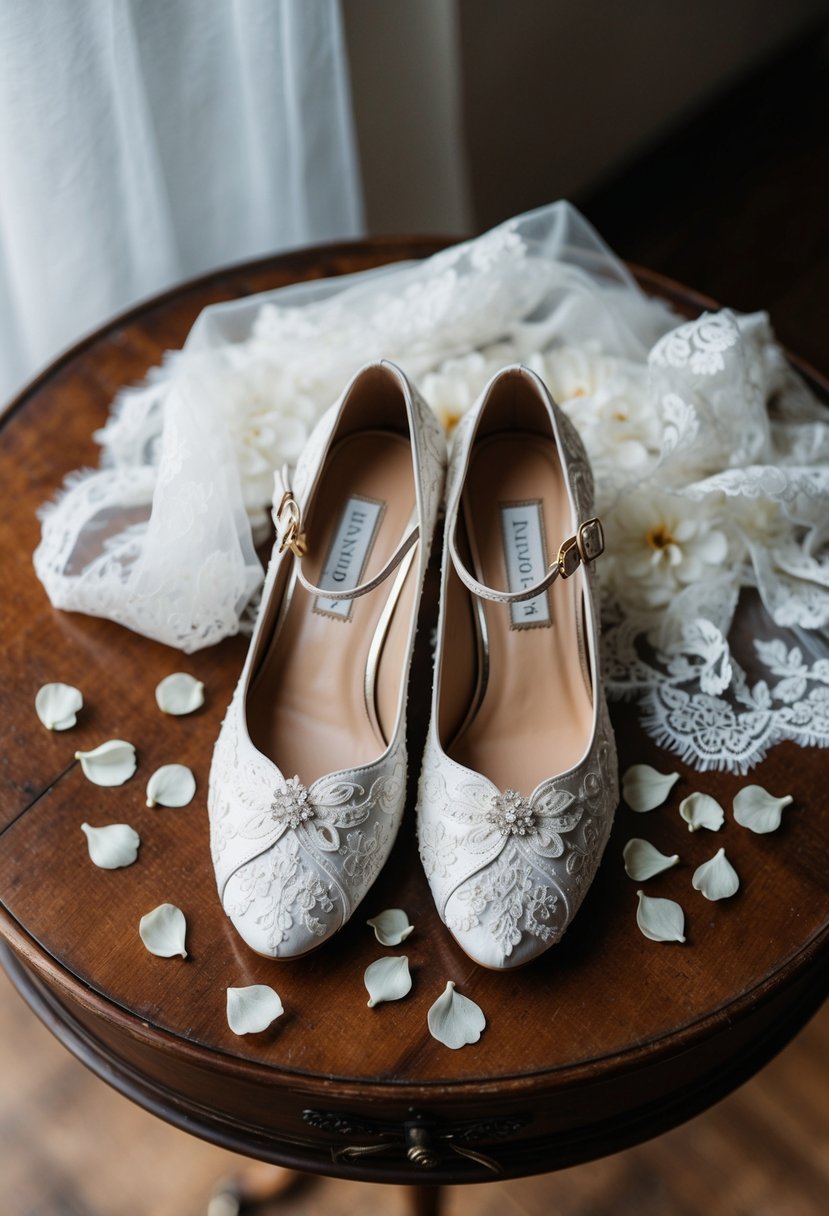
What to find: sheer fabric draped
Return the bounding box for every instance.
[32,201,829,773]
[0,0,362,400]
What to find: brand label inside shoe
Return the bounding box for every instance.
[313,495,385,620]
[500,500,551,629]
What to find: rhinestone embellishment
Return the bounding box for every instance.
[487,789,537,837]
[271,776,316,829]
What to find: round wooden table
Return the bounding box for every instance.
[1,239,827,1205]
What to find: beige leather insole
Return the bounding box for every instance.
[449,434,593,793]
[247,431,417,785]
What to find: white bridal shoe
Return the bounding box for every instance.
[209,362,445,958]
[417,365,618,969]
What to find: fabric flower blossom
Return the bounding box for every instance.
[529,346,661,472]
[606,493,729,611]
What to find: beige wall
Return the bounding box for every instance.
[342,0,473,235]
[343,0,827,235]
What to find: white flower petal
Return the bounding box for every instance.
[697,529,729,563]
[366,908,414,946]
[364,956,412,1007]
[692,848,740,900]
[733,785,793,834]
[679,792,725,833]
[623,838,679,881]
[673,519,697,543]
[226,985,284,1035]
[81,822,140,869]
[75,740,137,786]
[427,981,486,1049]
[636,890,686,943]
[35,682,83,731]
[155,673,205,716]
[139,904,187,958]
[622,764,680,812]
[146,763,196,808]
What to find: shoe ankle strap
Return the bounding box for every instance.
[273,468,419,603]
[448,514,604,604]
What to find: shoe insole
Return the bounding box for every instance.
[247,430,417,785]
[449,433,593,794]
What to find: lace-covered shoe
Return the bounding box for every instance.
[209,361,446,958]
[417,365,618,969]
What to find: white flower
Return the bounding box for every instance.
[217,356,319,516]
[540,343,610,402]
[605,493,729,611]
[532,346,661,472]
[576,380,661,471]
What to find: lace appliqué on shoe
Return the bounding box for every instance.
[341,823,387,886]
[418,821,460,880]
[420,724,617,962]
[229,835,336,954]
[446,845,562,958]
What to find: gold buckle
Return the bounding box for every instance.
[274,490,307,557]
[577,517,604,563]
[556,535,581,579]
[556,517,604,579]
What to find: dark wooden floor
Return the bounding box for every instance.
[3,28,828,1216]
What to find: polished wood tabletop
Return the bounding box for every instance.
[1,238,827,1186]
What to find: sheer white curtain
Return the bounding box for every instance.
[0,0,363,402]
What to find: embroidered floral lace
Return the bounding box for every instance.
[34,202,829,773]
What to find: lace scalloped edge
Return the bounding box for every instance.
[637,700,829,775]
[35,466,101,525]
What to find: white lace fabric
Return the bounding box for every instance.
[33,201,829,774]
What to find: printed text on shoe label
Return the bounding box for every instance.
[314,495,385,620]
[500,500,551,629]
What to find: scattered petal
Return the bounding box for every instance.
[226,985,284,1035]
[636,890,686,943]
[427,981,486,1049]
[139,903,187,958]
[81,822,140,869]
[75,739,137,787]
[146,763,196,808]
[35,682,83,731]
[733,785,793,834]
[623,838,679,881]
[622,764,680,812]
[366,908,414,946]
[692,848,740,901]
[155,673,205,716]
[679,792,725,833]
[364,956,412,1007]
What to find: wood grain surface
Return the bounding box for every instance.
[1,239,827,1184]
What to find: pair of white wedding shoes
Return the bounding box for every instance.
[208,361,618,970]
